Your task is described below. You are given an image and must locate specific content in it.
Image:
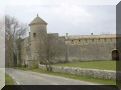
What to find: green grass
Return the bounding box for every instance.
[54,61,116,71]
[16,67,116,85]
[5,74,15,85]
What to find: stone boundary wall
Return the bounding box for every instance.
[39,64,116,80]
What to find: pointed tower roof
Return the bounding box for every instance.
[29,14,47,26]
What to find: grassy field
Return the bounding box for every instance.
[5,74,15,85]
[54,61,116,70]
[16,67,116,85]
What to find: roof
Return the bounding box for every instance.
[66,34,121,40]
[29,15,47,26]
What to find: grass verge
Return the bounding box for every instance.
[15,67,116,85]
[54,61,116,71]
[5,74,15,85]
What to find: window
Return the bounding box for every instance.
[33,33,36,37]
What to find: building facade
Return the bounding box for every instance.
[20,15,121,67]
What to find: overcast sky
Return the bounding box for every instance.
[1,0,121,36]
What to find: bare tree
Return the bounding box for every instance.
[5,15,28,67]
[44,35,66,71]
[37,33,52,71]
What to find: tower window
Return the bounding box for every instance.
[33,33,36,37]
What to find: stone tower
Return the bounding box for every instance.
[29,15,48,68]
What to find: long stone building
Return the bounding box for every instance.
[20,15,121,67]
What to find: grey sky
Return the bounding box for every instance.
[3,0,120,35]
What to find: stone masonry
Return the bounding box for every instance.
[20,15,121,67]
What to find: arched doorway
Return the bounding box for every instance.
[112,50,120,61]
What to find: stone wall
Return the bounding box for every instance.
[39,64,116,80]
[20,34,119,66]
[67,42,115,61]
[20,37,31,66]
[65,35,117,61]
[20,33,121,66]
[47,33,66,63]
[46,34,117,62]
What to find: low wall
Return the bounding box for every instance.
[39,64,116,80]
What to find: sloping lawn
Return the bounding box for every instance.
[54,61,116,71]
